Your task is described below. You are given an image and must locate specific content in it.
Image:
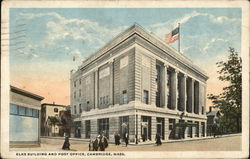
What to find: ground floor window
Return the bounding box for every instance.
[85,120,91,139]
[74,121,81,138]
[98,118,109,138]
[201,122,205,137]
[156,117,165,140]
[187,120,193,138]
[168,118,175,139]
[119,116,129,139]
[195,121,199,137]
[141,116,151,141]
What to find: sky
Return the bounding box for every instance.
[9,8,241,109]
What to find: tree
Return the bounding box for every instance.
[47,116,62,136]
[208,47,242,133]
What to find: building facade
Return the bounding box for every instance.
[10,86,44,147]
[70,24,208,143]
[41,103,67,136]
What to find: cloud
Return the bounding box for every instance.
[17,44,39,58]
[203,38,229,53]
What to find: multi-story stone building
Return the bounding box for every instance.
[70,24,208,143]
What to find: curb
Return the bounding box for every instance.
[41,133,241,146]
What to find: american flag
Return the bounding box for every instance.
[165,27,179,44]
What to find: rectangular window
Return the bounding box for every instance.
[143,90,149,104]
[19,106,26,116]
[169,119,175,130]
[54,108,58,112]
[74,80,77,87]
[122,90,128,104]
[106,95,109,104]
[100,97,102,105]
[79,78,81,85]
[103,96,106,104]
[202,107,204,115]
[74,105,77,114]
[10,104,18,115]
[32,109,39,118]
[79,104,82,113]
[74,92,76,99]
[98,118,109,138]
[79,89,81,97]
[26,108,33,117]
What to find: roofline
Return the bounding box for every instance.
[78,24,208,79]
[41,103,67,107]
[10,85,44,101]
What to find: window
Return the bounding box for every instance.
[33,109,38,118]
[100,97,103,105]
[169,119,175,130]
[103,96,106,104]
[10,104,18,115]
[202,107,204,115]
[79,89,81,97]
[143,90,149,104]
[74,105,77,114]
[74,80,77,87]
[86,101,90,111]
[98,118,109,138]
[74,92,76,99]
[26,108,33,116]
[19,106,26,116]
[122,90,128,104]
[106,95,109,104]
[79,104,82,113]
[54,108,58,112]
[79,78,81,85]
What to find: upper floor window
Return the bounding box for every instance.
[79,104,82,113]
[74,105,76,114]
[79,78,81,85]
[74,92,76,99]
[74,80,77,87]
[54,108,58,112]
[122,90,128,104]
[79,89,81,97]
[143,90,149,104]
[106,95,109,104]
[100,97,103,105]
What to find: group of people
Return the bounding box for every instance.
[114,133,129,147]
[89,134,109,151]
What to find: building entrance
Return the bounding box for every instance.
[141,116,151,141]
[156,117,165,140]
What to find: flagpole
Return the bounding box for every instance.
[178,23,180,52]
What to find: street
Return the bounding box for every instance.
[11,135,241,151]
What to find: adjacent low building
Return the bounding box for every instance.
[10,86,44,147]
[70,24,209,143]
[41,103,67,136]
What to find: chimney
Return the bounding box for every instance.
[53,101,55,105]
[209,106,212,112]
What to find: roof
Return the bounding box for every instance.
[78,23,208,80]
[10,85,44,101]
[207,110,220,116]
[41,103,67,108]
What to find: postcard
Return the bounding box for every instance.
[1,0,249,158]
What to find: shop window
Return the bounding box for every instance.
[26,108,33,117]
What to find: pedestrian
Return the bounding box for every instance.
[124,133,129,147]
[89,139,94,151]
[114,133,118,145]
[93,136,100,151]
[98,135,105,151]
[117,133,121,145]
[155,133,162,146]
[62,133,70,150]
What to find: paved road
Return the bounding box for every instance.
[11,135,241,151]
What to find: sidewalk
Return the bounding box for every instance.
[41,133,241,146]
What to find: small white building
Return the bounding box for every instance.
[10,86,44,147]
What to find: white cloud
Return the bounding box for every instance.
[17,44,39,58]
[203,38,229,52]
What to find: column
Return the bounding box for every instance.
[180,74,187,112]
[81,121,86,139]
[94,69,99,109]
[136,115,141,142]
[109,60,114,105]
[171,69,178,110]
[189,78,194,113]
[151,117,157,141]
[163,64,169,108]
[164,118,169,140]
[90,119,98,139]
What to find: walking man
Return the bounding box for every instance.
[124,133,129,147]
